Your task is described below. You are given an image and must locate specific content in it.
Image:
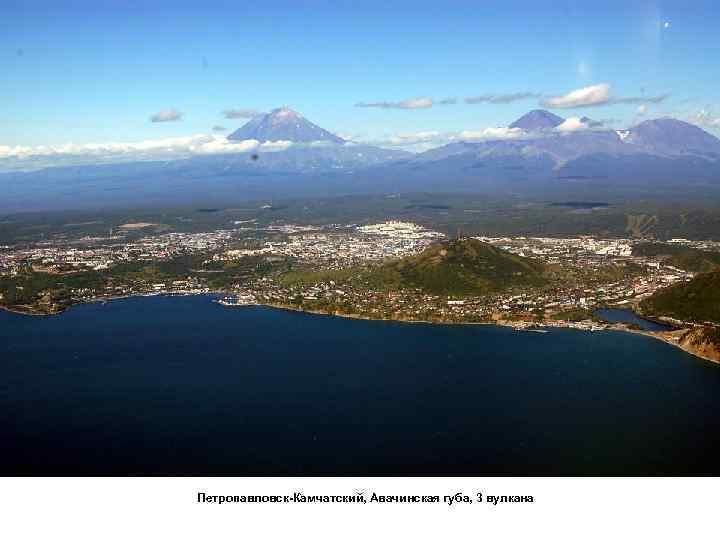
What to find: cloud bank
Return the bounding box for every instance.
[0,135,296,172]
[542,84,611,108]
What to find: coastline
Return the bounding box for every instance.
[259,301,720,365]
[0,303,61,317]
[0,290,222,317]
[620,327,719,365]
[3,292,718,365]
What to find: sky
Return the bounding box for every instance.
[2,0,720,168]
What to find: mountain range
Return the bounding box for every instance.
[2,107,720,212]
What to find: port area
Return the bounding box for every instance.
[215,294,258,307]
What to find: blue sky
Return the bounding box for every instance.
[1,0,719,162]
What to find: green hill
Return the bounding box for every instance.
[359,238,548,296]
[632,242,720,273]
[640,270,720,324]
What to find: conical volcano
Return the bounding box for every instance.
[227,107,345,143]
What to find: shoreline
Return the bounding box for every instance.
[0,304,50,317]
[0,290,223,317]
[254,301,720,365]
[3,292,718,365]
[619,327,719,365]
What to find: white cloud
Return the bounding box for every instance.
[459,127,525,140]
[149,109,183,122]
[556,117,589,132]
[637,104,648,115]
[543,84,611,108]
[542,83,669,109]
[688,110,720,128]
[355,97,434,109]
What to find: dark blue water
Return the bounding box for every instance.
[595,308,672,331]
[2,295,719,476]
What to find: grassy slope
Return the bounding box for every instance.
[369,238,547,296]
[633,242,720,273]
[640,270,720,323]
[282,238,548,297]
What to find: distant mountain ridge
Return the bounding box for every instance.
[623,118,720,157]
[461,112,720,162]
[373,110,720,191]
[2,108,720,212]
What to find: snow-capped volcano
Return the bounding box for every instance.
[508,109,565,130]
[227,107,345,144]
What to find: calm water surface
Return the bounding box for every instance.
[2,295,719,475]
[594,308,673,331]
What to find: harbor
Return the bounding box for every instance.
[215,294,258,307]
